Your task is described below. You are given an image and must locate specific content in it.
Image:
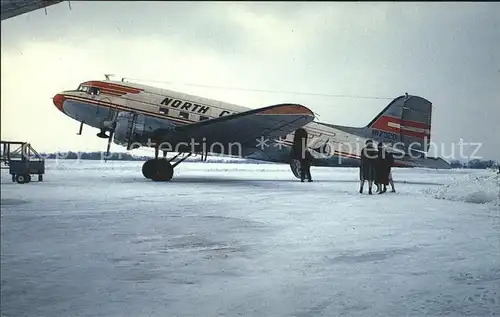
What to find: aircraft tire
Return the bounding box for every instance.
[150,159,174,182]
[142,159,156,179]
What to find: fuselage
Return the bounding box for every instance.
[52,79,449,169]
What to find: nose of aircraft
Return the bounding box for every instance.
[53,94,65,112]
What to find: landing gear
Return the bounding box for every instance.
[142,152,192,182]
[142,159,174,181]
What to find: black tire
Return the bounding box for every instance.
[16,174,26,184]
[142,159,156,179]
[38,175,43,181]
[26,175,31,183]
[150,159,174,182]
[161,162,174,181]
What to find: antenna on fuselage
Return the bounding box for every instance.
[104,74,115,81]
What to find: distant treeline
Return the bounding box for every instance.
[8,151,498,168]
[449,159,499,169]
[36,151,274,164]
[40,151,151,161]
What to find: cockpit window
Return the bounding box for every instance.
[77,85,89,92]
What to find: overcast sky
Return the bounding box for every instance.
[1,1,499,160]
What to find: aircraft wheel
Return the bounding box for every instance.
[150,159,174,182]
[142,159,156,179]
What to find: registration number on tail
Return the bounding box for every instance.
[372,129,398,141]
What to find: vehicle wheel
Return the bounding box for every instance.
[38,175,43,181]
[12,174,15,182]
[16,174,26,184]
[26,175,31,183]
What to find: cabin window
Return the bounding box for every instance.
[199,116,209,121]
[88,87,100,95]
[159,107,169,115]
[179,111,189,119]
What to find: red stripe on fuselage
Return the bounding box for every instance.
[381,115,430,129]
[99,91,123,97]
[63,95,190,125]
[82,81,143,96]
[372,115,430,139]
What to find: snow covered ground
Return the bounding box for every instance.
[1,160,499,317]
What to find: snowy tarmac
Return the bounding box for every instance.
[1,160,499,316]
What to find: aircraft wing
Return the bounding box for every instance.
[1,0,63,20]
[150,103,315,156]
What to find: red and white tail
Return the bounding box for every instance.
[367,94,432,152]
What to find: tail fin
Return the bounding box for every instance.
[367,93,432,152]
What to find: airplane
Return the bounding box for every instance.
[52,75,451,181]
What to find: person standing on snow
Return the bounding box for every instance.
[376,142,390,193]
[359,140,378,194]
[300,149,313,182]
[386,149,396,192]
